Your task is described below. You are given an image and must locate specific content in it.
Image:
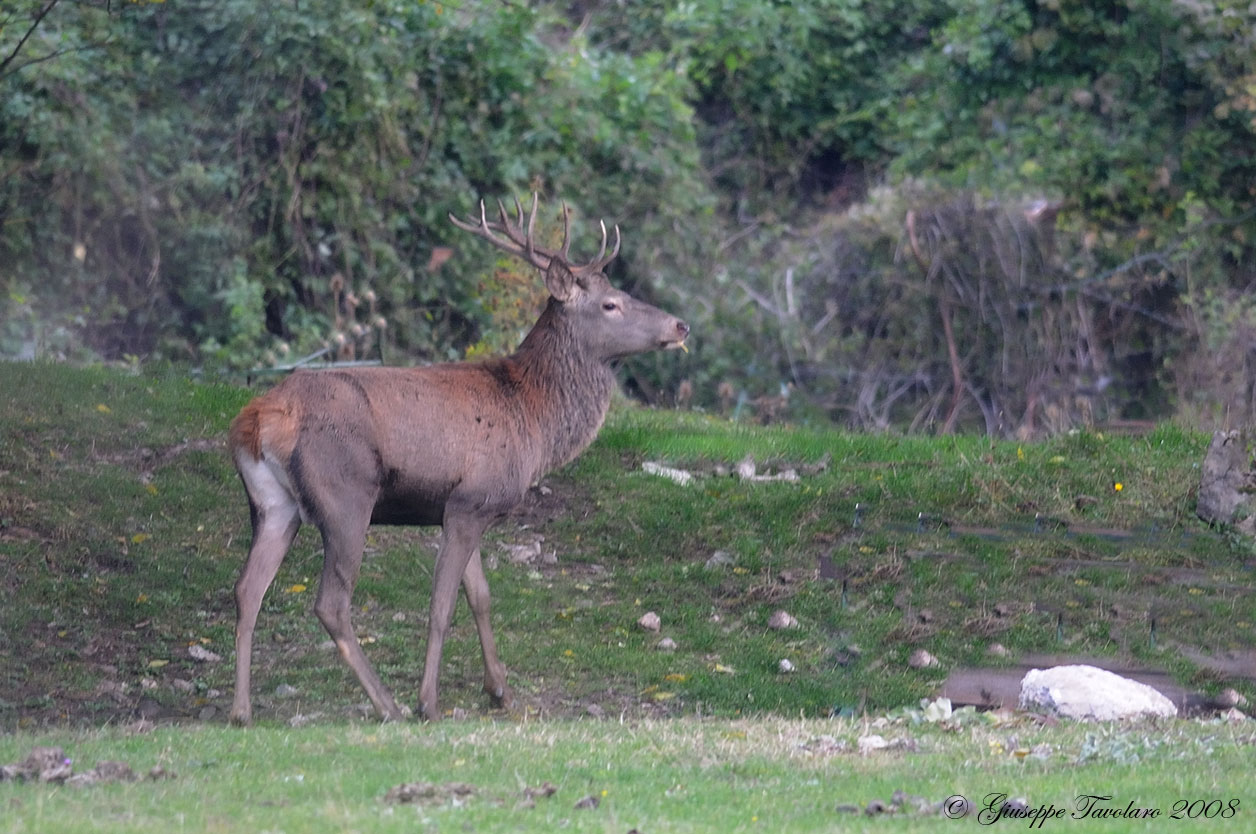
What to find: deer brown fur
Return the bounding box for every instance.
[227,196,688,723]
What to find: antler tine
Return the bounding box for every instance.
[581,220,621,272]
[524,192,540,266]
[557,202,572,262]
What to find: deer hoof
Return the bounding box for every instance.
[487,685,516,710]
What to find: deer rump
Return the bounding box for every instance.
[227,195,688,724]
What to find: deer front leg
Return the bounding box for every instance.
[418,512,489,720]
[462,547,514,710]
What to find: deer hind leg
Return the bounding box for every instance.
[418,511,490,720]
[462,547,514,710]
[230,481,301,726]
[313,510,406,722]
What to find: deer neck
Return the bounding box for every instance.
[510,299,617,473]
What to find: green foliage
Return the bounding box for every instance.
[3,0,1256,428]
[0,0,708,372]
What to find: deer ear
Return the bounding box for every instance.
[544,258,577,302]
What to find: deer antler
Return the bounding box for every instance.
[448,194,621,276]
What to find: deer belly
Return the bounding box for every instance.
[370,480,451,526]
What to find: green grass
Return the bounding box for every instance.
[1,360,1255,829]
[2,715,1254,832]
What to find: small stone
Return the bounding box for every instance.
[392,612,407,622]
[704,550,735,570]
[986,643,1011,658]
[735,454,756,480]
[1216,688,1247,709]
[198,704,218,721]
[857,735,889,754]
[778,658,795,674]
[574,794,601,810]
[637,611,661,632]
[275,683,300,699]
[656,637,678,652]
[767,610,799,630]
[188,644,222,663]
[1221,707,1248,722]
[835,803,861,814]
[171,678,196,693]
[865,799,889,815]
[908,648,939,669]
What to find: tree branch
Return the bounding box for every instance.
[0,0,60,80]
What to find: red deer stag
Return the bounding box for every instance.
[227,195,689,723]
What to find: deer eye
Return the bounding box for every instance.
[602,301,619,312]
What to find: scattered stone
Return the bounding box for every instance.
[1221,707,1248,722]
[500,534,556,566]
[140,677,159,691]
[1215,687,1248,709]
[986,643,1011,658]
[767,610,799,630]
[574,794,601,810]
[865,799,889,815]
[1,747,71,783]
[585,703,606,719]
[797,735,848,755]
[383,781,476,805]
[1019,664,1178,721]
[778,658,796,674]
[67,761,136,787]
[147,766,175,781]
[188,644,222,663]
[735,454,757,480]
[275,683,300,699]
[524,782,557,800]
[835,803,861,814]
[135,696,164,721]
[319,639,337,651]
[656,637,678,652]
[171,678,196,694]
[197,705,218,722]
[391,612,407,622]
[288,712,324,728]
[642,461,694,486]
[637,611,661,632]
[704,550,735,570]
[908,648,939,669]
[857,735,889,755]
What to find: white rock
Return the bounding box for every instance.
[857,734,889,754]
[1019,664,1178,721]
[778,658,795,674]
[637,611,661,632]
[908,648,939,669]
[642,462,693,486]
[188,644,222,663]
[767,610,799,630]
[704,550,735,570]
[656,637,677,652]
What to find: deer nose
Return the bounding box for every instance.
[675,320,690,339]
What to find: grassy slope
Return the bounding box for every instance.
[1,361,1252,728]
[2,361,1256,831]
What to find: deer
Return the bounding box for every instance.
[226,195,689,724]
